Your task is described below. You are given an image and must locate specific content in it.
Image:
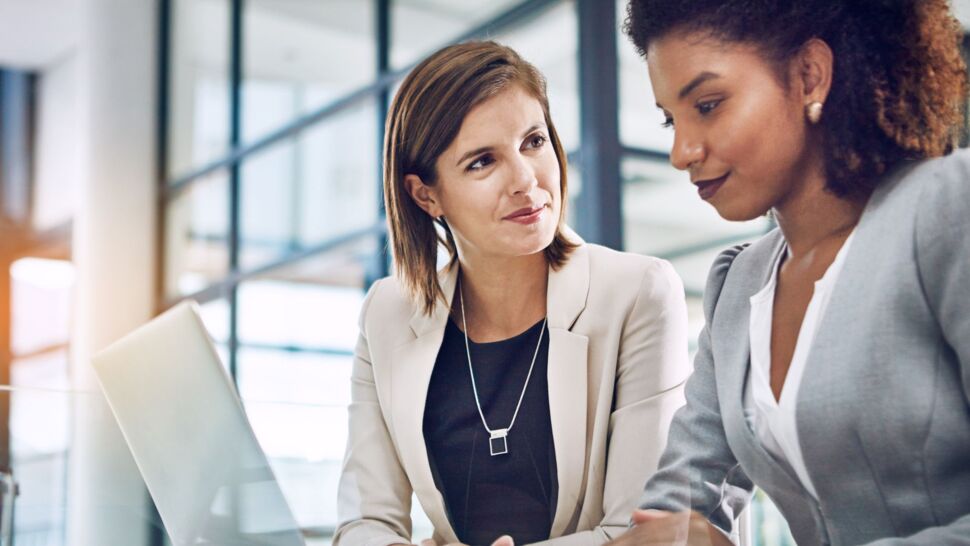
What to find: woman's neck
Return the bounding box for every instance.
[773,171,869,259]
[454,251,548,343]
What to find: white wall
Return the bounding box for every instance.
[64,0,158,544]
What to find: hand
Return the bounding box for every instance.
[604,509,734,546]
[420,535,514,546]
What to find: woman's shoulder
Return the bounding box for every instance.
[879,150,970,207]
[358,274,423,330]
[583,243,683,305]
[918,150,970,211]
[585,243,676,279]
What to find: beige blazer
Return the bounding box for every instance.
[334,240,691,546]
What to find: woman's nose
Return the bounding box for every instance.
[508,155,538,195]
[670,127,705,172]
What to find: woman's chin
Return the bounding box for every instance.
[711,200,771,223]
[499,233,556,258]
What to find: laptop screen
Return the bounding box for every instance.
[92,301,305,546]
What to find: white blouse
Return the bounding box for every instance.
[743,230,856,499]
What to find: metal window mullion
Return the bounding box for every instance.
[228,0,244,381]
[159,222,387,312]
[0,70,35,227]
[162,0,560,198]
[155,0,172,316]
[0,254,11,472]
[370,0,391,287]
[576,0,622,249]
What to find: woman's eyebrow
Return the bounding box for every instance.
[456,146,492,167]
[455,123,547,167]
[657,71,723,109]
[678,71,721,99]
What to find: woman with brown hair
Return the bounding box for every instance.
[333,41,691,546]
[611,1,970,545]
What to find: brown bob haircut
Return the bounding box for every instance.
[384,40,578,316]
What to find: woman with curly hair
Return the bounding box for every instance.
[611,1,970,545]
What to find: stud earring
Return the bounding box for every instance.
[806,101,824,124]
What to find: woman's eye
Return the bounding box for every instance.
[697,99,722,115]
[468,155,494,171]
[526,134,547,148]
[661,116,674,129]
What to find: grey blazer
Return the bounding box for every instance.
[638,151,970,545]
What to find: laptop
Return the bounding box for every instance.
[92,300,306,546]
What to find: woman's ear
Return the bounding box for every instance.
[404,174,444,218]
[795,38,834,105]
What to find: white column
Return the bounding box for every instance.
[67,0,158,544]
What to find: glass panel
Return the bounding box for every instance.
[10,350,70,391]
[9,351,70,543]
[616,0,673,152]
[235,236,378,532]
[168,0,231,180]
[491,0,580,152]
[9,385,70,546]
[242,0,376,143]
[390,0,523,69]
[239,101,378,270]
[198,297,231,346]
[10,258,74,356]
[164,171,230,299]
[622,157,769,259]
[33,60,80,230]
[237,236,376,350]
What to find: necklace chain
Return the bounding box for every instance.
[458,277,546,438]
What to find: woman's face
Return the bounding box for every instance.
[647,31,817,221]
[418,84,562,261]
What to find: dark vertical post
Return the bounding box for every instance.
[370,0,392,287]
[0,70,34,226]
[150,1,173,543]
[0,254,11,473]
[155,0,172,315]
[228,0,244,380]
[576,0,623,249]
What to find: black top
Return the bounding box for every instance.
[423,318,558,546]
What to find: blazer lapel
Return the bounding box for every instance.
[546,242,591,537]
[715,232,808,495]
[391,265,459,543]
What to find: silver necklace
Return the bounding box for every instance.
[458,278,547,456]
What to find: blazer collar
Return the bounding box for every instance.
[547,236,590,331]
[407,229,590,338]
[407,261,458,340]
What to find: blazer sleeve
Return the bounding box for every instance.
[635,246,754,537]
[866,155,970,545]
[916,154,970,411]
[333,280,414,546]
[531,258,693,545]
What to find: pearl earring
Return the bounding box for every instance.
[806,101,824,124]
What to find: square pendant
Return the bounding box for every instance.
[489,429,509,456]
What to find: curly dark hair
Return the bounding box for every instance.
[623,0,969,197]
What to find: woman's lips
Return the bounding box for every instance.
[695,173,728,201]
[504,206,545,225]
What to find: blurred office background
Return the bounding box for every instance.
[1,0,969,544]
